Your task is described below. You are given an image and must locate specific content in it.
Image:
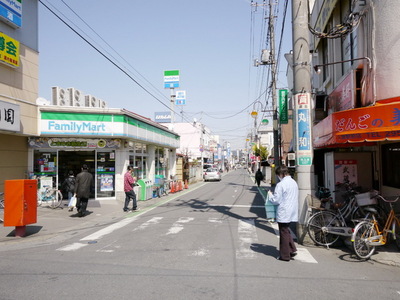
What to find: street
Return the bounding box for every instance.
[0,168,400,300]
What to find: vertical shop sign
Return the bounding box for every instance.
[279,89,288,124]
[295,93,313,166]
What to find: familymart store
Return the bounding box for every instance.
[28,107,180,200]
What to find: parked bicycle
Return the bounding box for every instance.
[0,192,4,223]
[351,194,400,260]
[37,186,63,209]
[0,192,4,209]
[307,186,384,248]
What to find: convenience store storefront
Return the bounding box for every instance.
[28,107,180,200]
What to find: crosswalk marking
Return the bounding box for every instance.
[133,217,163,231]
[57,242,88,251]
[56,216,318,263]
[269,221,318,264]
[236,219,258,259]
[166,217,194,235]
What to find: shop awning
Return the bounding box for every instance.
[313,101,400,148]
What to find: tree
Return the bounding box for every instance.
[252,145,269,161]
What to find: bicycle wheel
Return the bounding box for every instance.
[50,190,63,209]
[352,220,376,260]
[352,205,387,227]
[37,191,42,207]
[307,211,341,246]
[394,220,400,251]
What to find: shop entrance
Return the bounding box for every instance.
[58,150,95,199]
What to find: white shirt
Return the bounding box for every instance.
[268,175,299,223]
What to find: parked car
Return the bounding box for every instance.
[203,168,221,182]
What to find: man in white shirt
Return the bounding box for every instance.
[268,165,299,261]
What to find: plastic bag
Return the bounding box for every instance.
[68,195,77,208]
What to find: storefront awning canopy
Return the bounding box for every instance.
[313,100,400,148]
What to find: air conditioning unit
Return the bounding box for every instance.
[68,88,83,107]
[85,95,99,107]
[52,86,71,106]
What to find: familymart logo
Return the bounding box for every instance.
[47,121,107,133]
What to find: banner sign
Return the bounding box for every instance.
[0,32,19,67]
[295,93,313,166]
[279,89,288,124]
[313,101,400,147]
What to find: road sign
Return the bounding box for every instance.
[175,90,186,105]
[164,70,180,88]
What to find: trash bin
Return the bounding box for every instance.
[137,179,153,200]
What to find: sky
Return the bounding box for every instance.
[38,0,292,150]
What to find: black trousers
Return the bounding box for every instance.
[76,197,88,214]
[278,222,297,261]
[124,190,137,210]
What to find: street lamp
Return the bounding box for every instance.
[313,57,371,74]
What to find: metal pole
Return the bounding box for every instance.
[170,88,175,130]
[292,0,314,244]
[269,0,280,167]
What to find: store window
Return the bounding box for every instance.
[155,147,166,176]
[97,151,116,198]
[382,143,400,188]
[129,143,147,179]
[33,150,58,189]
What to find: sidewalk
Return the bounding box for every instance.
[0,181,203,245]
[249,167,400,268]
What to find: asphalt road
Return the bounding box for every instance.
[0,169,400,300]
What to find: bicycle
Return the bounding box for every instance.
[351,194,400,260]
[0,192,3,223]
[0,192,4,209]
[37,186,63,209]
[307,188,384,247]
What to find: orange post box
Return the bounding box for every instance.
[4,179,37,236]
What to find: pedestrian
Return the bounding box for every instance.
[255,168,263,187]
[123,165,138,212]
[62,170,76,211]
[74,164,94,217]
[267,165,298,261]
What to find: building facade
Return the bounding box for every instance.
[29,103,179,201]
[0,0,39,192]
[310,0,400,201]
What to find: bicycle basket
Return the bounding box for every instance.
[355,191,378,206]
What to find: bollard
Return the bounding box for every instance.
[184,180,189,189]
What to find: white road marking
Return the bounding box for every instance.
[208,218,223,224]
[236,219,258,259]
[166,217,194,235]
[295,247,318,264]
[269,222,318,263]
[133,217,163,231]
[80,216,138,241]
[57,242,88,251]
[207,204,265,208]
[191,247,211,257]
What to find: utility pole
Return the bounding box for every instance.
[292,0,314,243]
[269,0,280,167]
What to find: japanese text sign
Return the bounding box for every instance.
[0,32,19,67]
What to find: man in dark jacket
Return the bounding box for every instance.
[74,164,94,217]
[255,169,264,187]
